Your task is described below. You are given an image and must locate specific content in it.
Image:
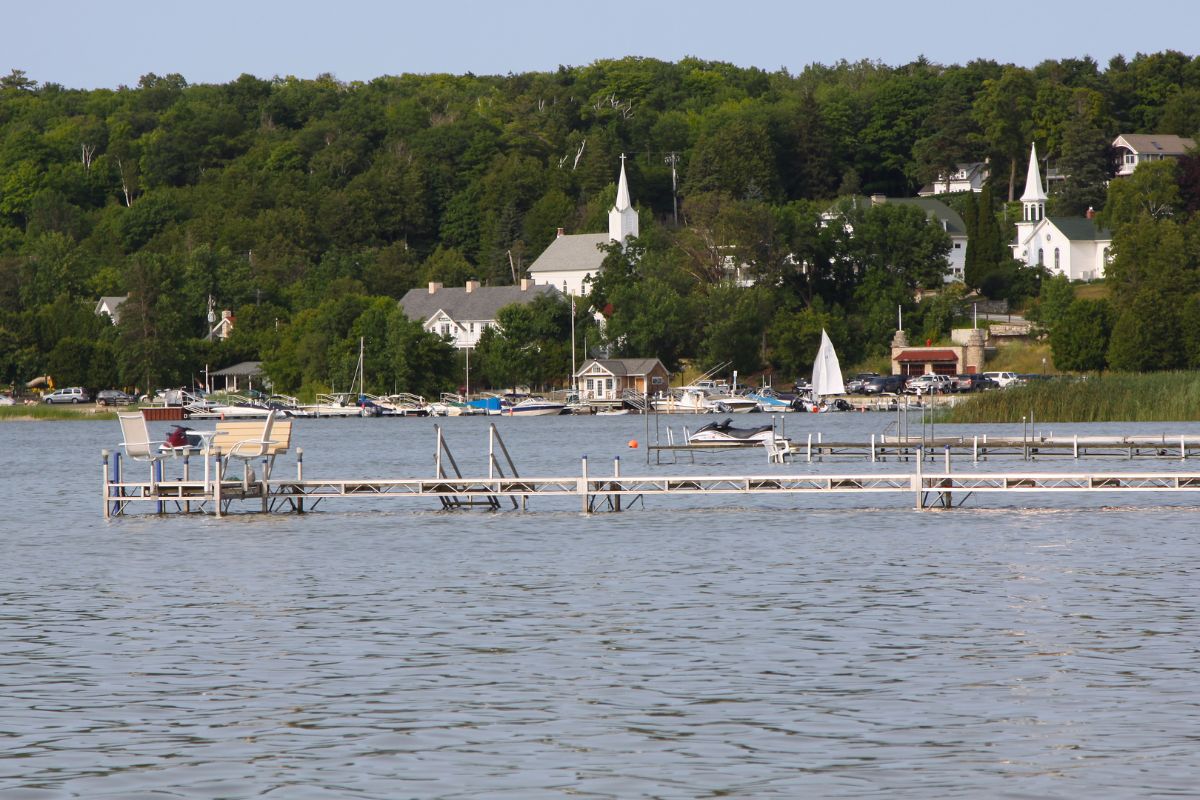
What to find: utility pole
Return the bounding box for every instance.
[664,152,679,226]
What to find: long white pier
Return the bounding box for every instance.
[102,452,1200,517]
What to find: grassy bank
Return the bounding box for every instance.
[0,404,116,421]
[946,372,1200,423]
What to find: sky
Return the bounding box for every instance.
[5,0,1199,90]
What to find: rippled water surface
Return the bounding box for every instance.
[2,415,1199,797]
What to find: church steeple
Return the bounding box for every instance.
[1021,142,1048,223]
[608,154,639,243]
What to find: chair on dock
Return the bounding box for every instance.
[117,411,169,485]
[208,413,291,488]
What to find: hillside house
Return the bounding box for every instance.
[398,279,560,349]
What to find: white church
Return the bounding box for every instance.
[527,156,639,296]
[1011,143,1111,281]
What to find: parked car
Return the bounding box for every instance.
[982,371,1024,388]
[845,373,880,394]
[972,375,1000,391]
[863,375,908,395]
[96,389,135,406]
[905,374,954,394]
[42,386,91,404]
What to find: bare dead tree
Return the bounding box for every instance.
[80,143,96,171]
[115,157,138,206]
[572,139,586,170]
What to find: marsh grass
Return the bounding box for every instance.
[947,372,1200,423]
[0,404,115,421]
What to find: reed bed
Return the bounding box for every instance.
[946,372,1200,423]
[0,404,115,421]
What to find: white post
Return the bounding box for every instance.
[870,434,876,463]
[806,433,812,463]
[489,425,495,479]
[944,444,951,472]
[580,455,590,514]
[102,450,110,519]
[973,435,978,464]
[435,426,443,478]
[914,445,924,510]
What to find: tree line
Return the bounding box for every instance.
[1,51,1199,395]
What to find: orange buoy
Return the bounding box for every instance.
[628,439,638,449]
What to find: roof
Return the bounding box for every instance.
[896,349,959,362]
[1047,217,1111,242]
[888,197,967,237]
[211,361,263,377]
[94,295,128,323]
[399,283,560,324]
[1114,134,1196,155]
[836,196,966,236]
[576,358,665,378]
[527,233,609,275]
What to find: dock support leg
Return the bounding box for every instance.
[914,449,924,510]
[613,456,622,512]
[153,459,163,515]
[296,447,304,513]
[580,455,590,515]
[214,457,223,518]
[102,450,111,520]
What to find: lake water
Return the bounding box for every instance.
[3,413,1199,798]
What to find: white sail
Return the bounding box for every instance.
[811,329,845,397]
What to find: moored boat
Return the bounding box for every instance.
[687,417,787,446]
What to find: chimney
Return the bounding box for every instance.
[520,278,532,291]
[465,280,480,293]
[428,282,442,294]
[870,194,886,206]
[1086,206,1095,219]
[556,227,565,238]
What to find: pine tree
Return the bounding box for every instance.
[961,191,981,287]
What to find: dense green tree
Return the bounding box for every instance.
[1050,93,1112,216]
[1052,298,1112,371]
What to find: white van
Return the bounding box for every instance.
[982,371,1023,388]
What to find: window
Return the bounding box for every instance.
[1037,249,1044,266]
[954,243,961,249]
[1124,153,1137,165]
[1054,248,1060,270]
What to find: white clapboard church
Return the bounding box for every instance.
[1011,143,1111,282]
[527,156,639,296]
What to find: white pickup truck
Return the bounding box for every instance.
[982,371,1024,388]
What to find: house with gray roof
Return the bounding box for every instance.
[398,279,561,349]
[1012,143,1110,280]
[574,358,669,401]
[94,295,128,324]
[527,156,639,296]
[1113,133,1196,176]
[918,161,990,196]
[824,195,968,283]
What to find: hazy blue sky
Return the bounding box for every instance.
[6,0,1198,89]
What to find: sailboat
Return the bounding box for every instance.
[804,329,851,413]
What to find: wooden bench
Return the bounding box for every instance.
[209,417,293,480]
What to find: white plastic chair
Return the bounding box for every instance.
[117,412,169,486]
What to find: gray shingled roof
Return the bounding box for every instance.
[95,295,128,323]
[1116,134,1196,155]
[577,358,664,377]
[211,361,263,377]
[399,284,561,324]
[1047,217,1111,242]
[888,197,967,236]
[527,233,609,275]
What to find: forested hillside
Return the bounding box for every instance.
[2,52,1199,395]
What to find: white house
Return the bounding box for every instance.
[824,195,968,283]
[527,156,639,296]
[1011,143,1111,281]
[574,358,669,402]
[398,279,560,349]
[918,161,990,196]
[1112,133,1196,177]
[94,295,127,324]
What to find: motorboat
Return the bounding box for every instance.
[745,386,803,412]
[429,393,486,416]
[687,417,787,446]
[652,386,757,414]
[503,396,566,416]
